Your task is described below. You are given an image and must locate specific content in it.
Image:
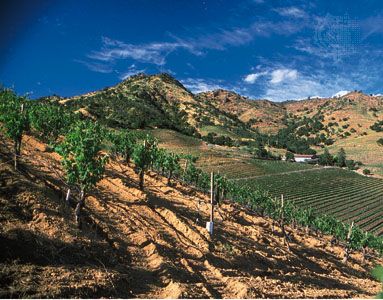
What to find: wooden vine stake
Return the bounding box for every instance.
[342,221,354,263]
[206,172,214,236]
[65,188,71,204]
[183,159,188,182]
[362,232,368,264]
[280,194,290,251]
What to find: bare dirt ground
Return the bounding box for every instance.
[0,133,382,298]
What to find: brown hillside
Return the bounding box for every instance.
[283,92,383,174]
[197,90,286,133]
[0,133,382,298]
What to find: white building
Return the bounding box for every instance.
[294,154,317,163]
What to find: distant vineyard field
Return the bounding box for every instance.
[236,168,383,236]
[151,129,203,154]
[198,159,317,178]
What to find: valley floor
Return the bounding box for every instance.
[0,133,382,298]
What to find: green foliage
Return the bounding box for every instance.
[29,102,76,144]
[319,148,334,166]
[59,120,108,192]
[372,265,383,298]
[285,151,295,161]
[335,148,347,167]
[0,89,28,142]
[0,88,29,169]
[132,135,158,189]
[132,135,158,171]
[63,76,198,137]
[108,129,141,163]
[152,148,181,184]
[363,168,371,175]
[371,120,383,132]
[377,138,383,146]
[202,132,234,146]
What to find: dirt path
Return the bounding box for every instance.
[1,133,382,298]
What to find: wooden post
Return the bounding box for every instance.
[281,194,284,211]
[280,194,290,251]
[206,172,214,236]
[65,188,71,204]
[342,221,354,263]
[75,189,85,229]
[210,172,214,223]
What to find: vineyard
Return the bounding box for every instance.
[236,168,383,236]
[199,158,317,178]
[150,127,383,239]
[2,88,383,297]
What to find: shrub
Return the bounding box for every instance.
[285,151,294,161]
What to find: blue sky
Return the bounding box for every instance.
[1,0,383,101]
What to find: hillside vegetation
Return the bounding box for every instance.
[43,74,383,174]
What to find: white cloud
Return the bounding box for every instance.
[88,37,200,66]
[118,64,146,80]
[261,71,356,101]
[74,59,113,73]
[181,78,225,93]
[86,18,305,70]
[332,90,350,98]
[243,72,267,84]
[270,68,298,84]
[274,7,307,18]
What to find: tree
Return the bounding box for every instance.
[345,159,357,170]
[132,135,158,190]
[319,148,334,166]
[59,121,108,228]
[285,151,294,161]
[0,88,29,170]
[363,169,371,175]
[335,148,347,167]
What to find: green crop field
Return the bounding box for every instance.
[199,159,317,179]
[236,168,383,236]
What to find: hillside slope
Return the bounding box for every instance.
[1,133,382,298]
[54,73,253,140]
[283,92,383,175]
[197,90,286,134]
[41,74,383,173]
